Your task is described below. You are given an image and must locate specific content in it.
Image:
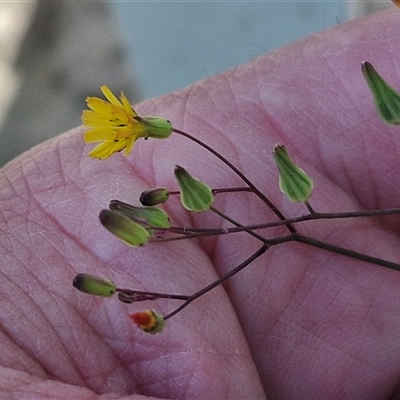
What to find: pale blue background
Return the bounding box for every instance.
[112,1,346,99]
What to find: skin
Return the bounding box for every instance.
[1,9,400,399]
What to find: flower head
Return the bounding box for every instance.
[82,86,173,159]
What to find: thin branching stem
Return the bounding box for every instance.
[163,243,269,320]
[173,128,297,234]
[153,206,400,242]
[210,205,268,243]
[293,234,400,272]
[116,288,190,302]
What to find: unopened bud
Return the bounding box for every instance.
[99,209,150,247]
[174,165,214,212]
[140,187,170,206]
[130,310,166,334]
[362,61,400,125]
[109,200,170,229]
[273,144,313,202]
[73,274,116,297]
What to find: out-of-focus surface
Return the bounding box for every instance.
[113,1,347,100]
[0,2,36,130]
[0,0,396,167]
[0,1,138,166]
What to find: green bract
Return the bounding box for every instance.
[174,165,214,212]
[99,209,150,247]
[362,61,400,125]
[73,274,116,297]
[139,116,173,139]
[273,144,314,203]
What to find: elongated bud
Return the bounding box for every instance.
[174,165,214,212]
[73,274,116,297]
[130,310,166,334]
[99,209,150,247]
[140,187,170,206]
[138,116,173,139]
[391,0,400,8]
[361,61,400,125]
[273,144,313,202]
[109,200,170,229]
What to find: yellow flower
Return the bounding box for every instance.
[82,86,172,159]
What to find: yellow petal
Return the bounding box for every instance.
[82,109,133,128]
[84,129,117,143]
[120,92,137,117]
[86,97,114,114]
[109,107,132,123]
[88,140,127,159]
[100,85,123,108]
[115,125,146,140]
[123,136,135,156]
[82,110,114,126]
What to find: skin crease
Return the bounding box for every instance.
[1,9,400,400]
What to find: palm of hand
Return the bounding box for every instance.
[1,10,400,399]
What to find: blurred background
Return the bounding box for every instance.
[0,0,396,166]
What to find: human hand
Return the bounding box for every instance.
[1,9,400,399]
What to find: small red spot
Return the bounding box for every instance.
[130,311,151,326]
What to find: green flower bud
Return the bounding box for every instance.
[273,144,313,202]
[174,165,214,212]
[362,61,400,125]
[99,209,150,247]
[73,274,116,297]
[109,200,170,229]
[138,116,173,139]
[140,187,170,206]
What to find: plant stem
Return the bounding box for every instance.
[170,187,252,196]
[294,234,400,272]
[163,243,269,320]
[210,205,268,243]
[116,288,189,303]
[155,206,400,242]
[213,187,253,195]
[173,128,296,233]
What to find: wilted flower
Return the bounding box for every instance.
[130,310,166,334]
